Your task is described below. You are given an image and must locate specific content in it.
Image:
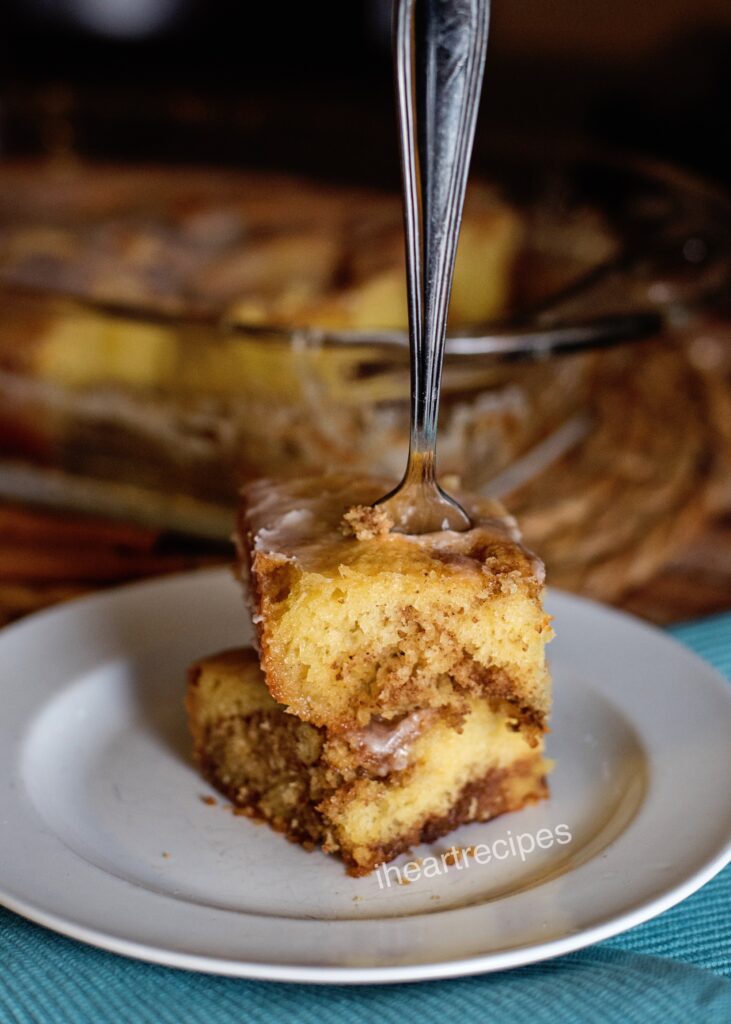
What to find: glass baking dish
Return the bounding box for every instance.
[0,136,728,597]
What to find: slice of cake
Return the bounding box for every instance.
[236,473,552,735]
[186,647,550,875]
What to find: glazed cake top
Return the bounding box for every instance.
[239,473,545,588]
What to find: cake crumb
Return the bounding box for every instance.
[341,504,393,540]
[200,795,217,806]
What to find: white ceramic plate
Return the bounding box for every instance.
[1,568,730,984]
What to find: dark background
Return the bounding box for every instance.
[1,0,729,186]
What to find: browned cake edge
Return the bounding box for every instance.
[186,657,332,848]
[193,731,327,848]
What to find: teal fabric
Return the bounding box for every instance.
[2,613,731,1023]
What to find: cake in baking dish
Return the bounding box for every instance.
[186,647,550,875]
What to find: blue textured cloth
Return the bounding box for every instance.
[2,613,731,1023]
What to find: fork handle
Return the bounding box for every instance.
[395,0,490,467]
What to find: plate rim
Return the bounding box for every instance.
[2,843,730,985]
[1,567,730,985]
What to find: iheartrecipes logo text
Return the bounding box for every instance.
[376,822,573,888]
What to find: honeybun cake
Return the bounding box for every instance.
[185,471,553,873]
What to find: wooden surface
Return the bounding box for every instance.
[0,503,223,628]
[1,499,729,629]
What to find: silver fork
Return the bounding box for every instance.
[375,0,490,534]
